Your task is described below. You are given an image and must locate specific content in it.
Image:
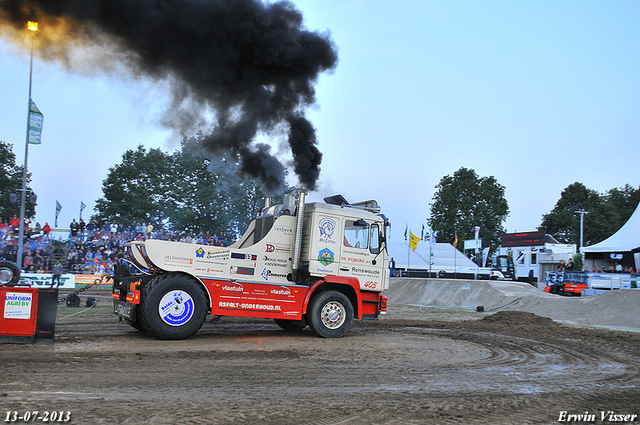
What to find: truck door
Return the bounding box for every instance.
[338,219,384,291]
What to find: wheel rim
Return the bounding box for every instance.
[320,300,346,329]
[0,267,14,284]
[158,290,195,326]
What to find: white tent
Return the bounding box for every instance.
[582,202,640,253]
[387,240,477,271]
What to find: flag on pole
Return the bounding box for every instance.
[80,202,86,220]
[430,229,436,244]
[404,224,407,241]
[28,99,44,145]
[55,200,62,227]
[453,232,459,248]
[421,224,425,240]
[409,231,420,252]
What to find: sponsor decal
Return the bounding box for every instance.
[195,247,205,258]
[263,255,289,267]
[261,268,288,281]
[218,301,282,311]
[318,217,336,242]
[4,292,33,319]
[159,291,194,326]
[318,248,335,266]
[275,225,293,235]
[206,249,230,260]
[270,287,292,296]
[342,248,369,257]
[351,267,381,276]
[316,267,334,273]
[231,252,258,261]
[265,243,291,253]
[221,284,244,292]
[341,256,370,264]
[164,255,193,266]
[231,266,254,276]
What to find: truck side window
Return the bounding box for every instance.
[531,253,537,265]
[370,224,380,254]
[344,220,369,249]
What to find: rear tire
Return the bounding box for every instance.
[139,274,208,340]
[274,318,307,331]
[307,291,353,338]
[0,261,20,285]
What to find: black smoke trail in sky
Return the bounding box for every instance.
[0,0,338,191]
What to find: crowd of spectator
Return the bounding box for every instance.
[0,217,234,274]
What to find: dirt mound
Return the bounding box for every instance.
[386,277,640,332]
[481,310,557,326]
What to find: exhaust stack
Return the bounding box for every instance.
[289,188,308,281]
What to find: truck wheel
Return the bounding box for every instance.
[139,274,208,340]
[274,318,307,331]
[307,291,353,338]
[0,261,20,285]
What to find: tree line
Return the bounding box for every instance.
[0,137,637,250]
[428,167,639,252]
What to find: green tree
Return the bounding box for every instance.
[93,145,172,227]
[92,137,274,237]
[540,182,640,246]
[603,184,640,227]
[0,141,35,222]
[428,167,509,259]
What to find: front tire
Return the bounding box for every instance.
[307,291,353,338]
[139,274,208,340]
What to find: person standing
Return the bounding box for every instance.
[70,219,79,240]
[51,260,63,288]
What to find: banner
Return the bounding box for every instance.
[28,99,43,145]
[55,200,62,227]
[75,274,112,285]
[482,247,490,268]
[19,273,76,289]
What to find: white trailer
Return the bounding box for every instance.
[493,232,576,284]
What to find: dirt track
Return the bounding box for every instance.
[2,289,640,425]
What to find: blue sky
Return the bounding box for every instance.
[1,0,638,242]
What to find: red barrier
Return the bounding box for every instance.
[0,287,58,343]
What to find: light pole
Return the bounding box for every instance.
[16,21,39,271]
[572,206,589,253]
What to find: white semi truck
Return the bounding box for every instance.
[112,189,390,339]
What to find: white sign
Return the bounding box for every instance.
[19,273,76,289]
[464,239,482,250]
[4,292,33,319]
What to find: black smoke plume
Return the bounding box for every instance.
[0,0,337,191]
